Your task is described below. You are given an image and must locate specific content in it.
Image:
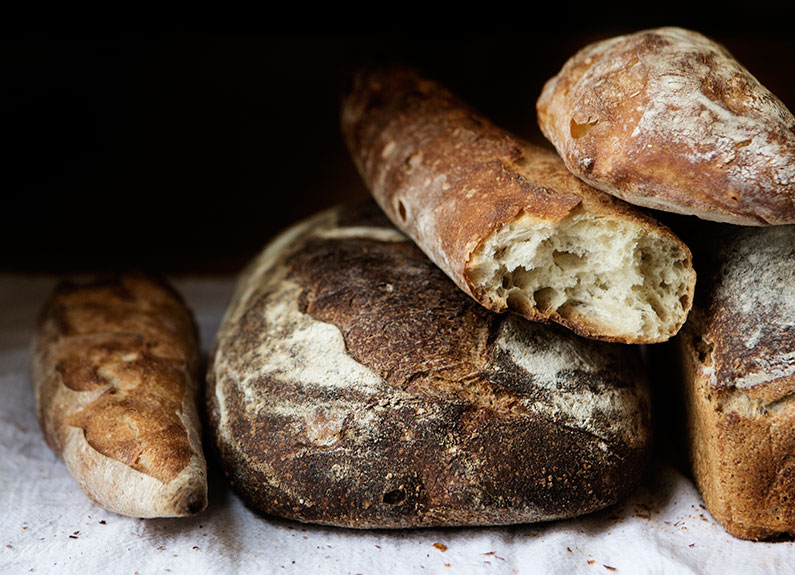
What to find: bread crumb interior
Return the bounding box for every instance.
[467,210,692,341]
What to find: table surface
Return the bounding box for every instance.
[2,275,793,575]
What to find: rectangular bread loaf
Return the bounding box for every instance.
[676,225,795,540]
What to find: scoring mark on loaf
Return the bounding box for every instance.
[212,276,384,439]
[212,208,394,434]
[256,281,385,395]
[220,208,340,332]
[285,234,495,398]
[710,227,795,391]
[495,317,649,446]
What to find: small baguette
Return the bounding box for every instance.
[537,27,795,226]
[31,275,207,518]
[342,68,695,344]
[676,225,795,540]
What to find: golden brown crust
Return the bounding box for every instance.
[341,67,695,343]
[31,274,207,517]
[537,27,795,226]
[676,226,795,540]
[341,68,579,288]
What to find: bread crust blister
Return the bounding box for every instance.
[31,275,208,518]
[537,27,795,226]
[207,201,652,529]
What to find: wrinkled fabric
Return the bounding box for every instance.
[1,275,792,574]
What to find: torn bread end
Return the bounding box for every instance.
[467,208,695,343]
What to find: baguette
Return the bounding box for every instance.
[207,201,652,528]
[31,275,208,518]
[676,225,795,540]
[537,27,795,226]
[342,68,695,344]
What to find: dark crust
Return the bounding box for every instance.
[290,237,497,398]
[207,201,651,528]
[537,27,795,225]
[341,67,695,343]
[675,225,795,539]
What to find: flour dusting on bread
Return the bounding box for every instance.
[538,27,795,225]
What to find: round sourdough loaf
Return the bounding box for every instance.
[206,201,652,528]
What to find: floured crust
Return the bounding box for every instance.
[677,226,795,540]
[31,275,207,518]
[538,27,795,226]
[342,67,695,343]
[207,201,652,528]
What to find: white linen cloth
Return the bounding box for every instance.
[1,275,792,575]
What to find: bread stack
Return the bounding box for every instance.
[206,27,794,538]
[32,27,794,540]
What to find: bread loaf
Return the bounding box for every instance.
[31,275,207,518]
[207,201,652,528]
[537,27,795,226]
[342,68,695,344]
[675,225,795,540]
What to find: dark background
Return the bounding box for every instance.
[3,26,794,275]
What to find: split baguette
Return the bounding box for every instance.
[342,68,695,344]
[676,225,795,540]
[537,27,795,226]
[31,275,208,518]
[207,201,652,528]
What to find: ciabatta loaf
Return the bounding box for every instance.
[31,275,207,517]
[537,27,795,226]
[342,68,695,344]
